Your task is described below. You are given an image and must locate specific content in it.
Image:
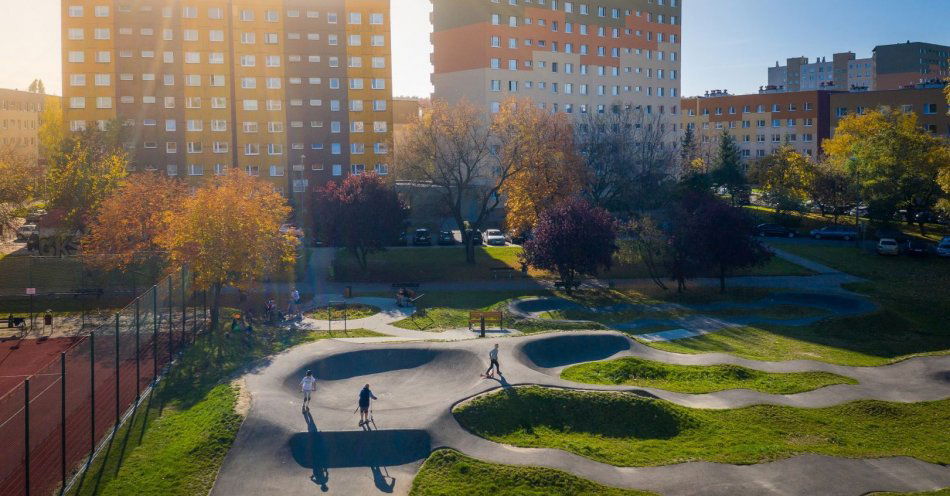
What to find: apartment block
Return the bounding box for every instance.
[61,0,393,199]
[764,41,949,94]
[830,83,950,138]
[430,0,682,127]
[680,90,833,161]
[0,89,54,163]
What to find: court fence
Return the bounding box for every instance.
[0,266,207,496]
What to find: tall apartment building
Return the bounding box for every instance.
[61,0,393,201]
[764,41,949,94]
[0,89,55,163]
[680,90,833,162]
[430,0,682,127]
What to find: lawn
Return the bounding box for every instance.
[410,449,654,496]
[454,387,950,467]
[644,241,950,366]
[561,357,856,394]
[67,315,386,496]
[332,243,812,283]
[305,303,380,321]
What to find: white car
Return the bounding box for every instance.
[15,224,38,239]
[876,238,899,256]
[482,229,507,246]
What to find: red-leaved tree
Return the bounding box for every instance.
[313,174,407,270]
[693,196,772,292]
[521,198,618,294]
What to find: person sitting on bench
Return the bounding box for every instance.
[396,287,415,307]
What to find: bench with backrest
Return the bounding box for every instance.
[468,311,503,331]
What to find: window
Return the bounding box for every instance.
[68,5,83,17]
[349,12,362,24]
[69,97,85,109]
[923,103,938,115]
[370,13,384,25]
[68,51,84,63]
[94,5,109,17]
[68,28,84,40]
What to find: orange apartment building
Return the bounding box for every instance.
[431,0,682,132]
[61,0,393,203]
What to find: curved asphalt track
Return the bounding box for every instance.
[211,331,950,496]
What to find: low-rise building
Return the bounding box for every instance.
[0,89,55,163]
[829,83,950,137]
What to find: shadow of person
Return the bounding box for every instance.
[303,409,330,491]
[371,466,396,493]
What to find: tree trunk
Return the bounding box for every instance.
[464,235,476,264]
[210,283,223,331]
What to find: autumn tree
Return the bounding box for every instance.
[38,96,65,166]
[823,109,949,231]
[496,100,584,237]
[575,104,677,215]
[45,125,129,230]
[313,173,407,270]
[159,173,298,328]
[397,99,518,263]
[521,198,617,294]
[808,160,855,224]
[84,174,188,289]
[692,196,771,292]
[0,147,39,239]
[710,130,748,206]
[748,144,813,216]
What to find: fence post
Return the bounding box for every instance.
[152,288,158,382]
[89,331,95,455]
[181,267,186,342]
[61,352,66,493]
[25,378,30,496]
[168,277,173,364]
[114,313,119,428]
[135,299,140,400]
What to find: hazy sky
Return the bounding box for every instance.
[1,0,948,98]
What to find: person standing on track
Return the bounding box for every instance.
[358,384,377,426]
[300,370,316,409]
[485,343,501,378]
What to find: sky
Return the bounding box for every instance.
[1,0,948,98]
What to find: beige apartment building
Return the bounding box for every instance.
[431,0,682,132]
[0,89,54,163]
[61,0,394,201]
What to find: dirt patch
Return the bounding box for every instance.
[231,377,251,417]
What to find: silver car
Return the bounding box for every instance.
[810,226,859,240]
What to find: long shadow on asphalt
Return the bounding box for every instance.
[518,333,630,369]
[290,408,429,493]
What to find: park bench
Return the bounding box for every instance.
[0,316,27,340]
[490,267,515,279]
[468,311,504,332]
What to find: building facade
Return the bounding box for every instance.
[829,84,950,138]
[430,0,682,127]
[764,41,949,94]
[61,0,393,198]
[680,90,833,162]
[0,89,54,163]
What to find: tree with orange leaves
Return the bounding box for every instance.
[84,173,188,278]
[158,172,298,327]
[494,99,585,237]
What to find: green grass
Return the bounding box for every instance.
[392,291,549,332]
[306,303,380,321]
[561,357,856,394]
[454,387,950,467]
[871,489,950,496]
[68,313,382,496]
[332,243,812,283]
[410,449,654,496]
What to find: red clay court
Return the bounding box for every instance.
[0,337,80,397]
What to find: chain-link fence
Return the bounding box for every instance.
[0,267,206,496]
[0,253,165,337]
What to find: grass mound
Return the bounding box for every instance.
[454,386,950,467]
[307,303,380,321]
[410,449,654,496]
[561,357,856,394]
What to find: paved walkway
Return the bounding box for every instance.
[211,332,950,496]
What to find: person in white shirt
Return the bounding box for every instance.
[300,370,316,408]
[484,344,501,378]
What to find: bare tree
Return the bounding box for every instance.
[574,103,679,216]
[397,99,526,263]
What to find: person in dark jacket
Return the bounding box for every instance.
[358,384,378,426]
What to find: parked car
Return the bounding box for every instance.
[755,223,796,238]
[915,211,938,224]
[412,228,432,246]
[482,229,507,246]
[25,209,47,223]
[15,224,38,240]
[437,230,455,246]
[937,240,950,258]
[904,239,931,257]
[876,238,900,256]
[810,226,859,240]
